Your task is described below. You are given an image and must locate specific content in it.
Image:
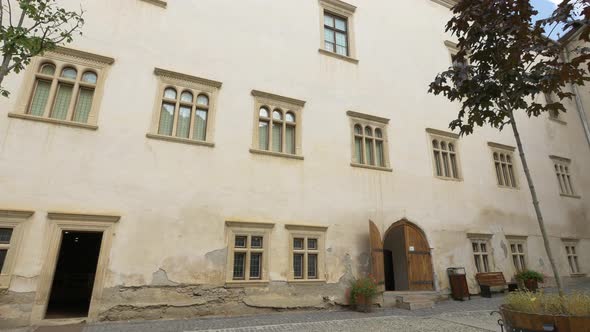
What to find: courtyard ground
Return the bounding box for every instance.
[5,279,589,332]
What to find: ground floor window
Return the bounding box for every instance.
[564,241,580,274]
[225,221,274,283]
[507,237,527,273]
[286,224,327,282]
[467,235,493,273]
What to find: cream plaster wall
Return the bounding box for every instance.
[0,0,589,324]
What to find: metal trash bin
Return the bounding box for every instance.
[447,267,470,301]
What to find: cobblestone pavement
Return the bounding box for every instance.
[5,280,585,332]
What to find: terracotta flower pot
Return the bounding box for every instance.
[523,279,538,292]
[500,305,590,332]
[354,294,374,313]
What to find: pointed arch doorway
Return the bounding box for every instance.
[369,220,434,291]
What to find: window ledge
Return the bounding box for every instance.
[139,0,167,8]
[560,193,581,199]
[549,117,567,125]
[225,280,269,288]
[498,185,520,190]
[8,113,98,130]
[249,148,304,160]
[350,163,392,172]
[287,279,327,285]
[570,273,587,277]
[146,133,214,148]
[318,49,359,64]
[435,175,463,182]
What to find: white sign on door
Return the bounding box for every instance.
[409,246,415,252]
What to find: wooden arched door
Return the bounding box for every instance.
[381,220,434,291]
[404,223,434,291]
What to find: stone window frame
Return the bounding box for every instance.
[0,209,34,289]
[506,235,528,273]
[285,224,328,284]
[488,142,519,189]
[225,221,274,286]
[347,111,392,172]
[250,90,305,160]
[427,128,462,181]
[147,68,222,148]
[30,212,120,324]
[318,0,358,64]
[139,0,167,8]
[467,233,494,273]
[550,155,580,198]
[9,47,114,130]
[562,239,582,275]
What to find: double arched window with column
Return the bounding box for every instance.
[258,107,297,154]
[28,62,99,124]
[353,124,386,167]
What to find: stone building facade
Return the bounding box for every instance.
[0,0,588,328]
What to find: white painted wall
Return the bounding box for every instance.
[0,0,588,299]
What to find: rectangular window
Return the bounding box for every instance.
[149,68,221,146]
[564,242,580,274]
[287,225,327,282]
[489,143,518,188]
[251,90,305,158]
[428,129,461,180]
[509,240,527,273]
[0,228,13,273]
[318,0,357,61]
[471,239,492,273]
[226,221,273,284]
[551,157,576,197]
[11,48,114,128]
[324,12,348,56]
[348,111,391,170]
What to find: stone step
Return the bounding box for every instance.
[395,294,438,303]
[398,300,435,310]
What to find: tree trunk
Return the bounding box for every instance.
[508,111,564,296]
[0,52,13,89]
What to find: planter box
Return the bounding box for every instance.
[501,305,590,332]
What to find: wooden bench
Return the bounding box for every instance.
[476,272,518,298]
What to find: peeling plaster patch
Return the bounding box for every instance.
[205,247,227,265]
[151,268,178,286]
[500,240,508,258]
[243,294,327,309]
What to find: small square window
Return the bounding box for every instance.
[251,236,263,249]
[294,238,304,250]
[234,236,247,248]
[307,238,318,250]
[0,228,12,244]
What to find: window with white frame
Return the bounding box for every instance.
[318,0,357,62]
[225,221,273,283]
[250,90,305,158]
[0,210,33,289]
[348,111,390,169]
[564,241,580,274]
[550,156,577,197]
[428,129,461,180]
[10,47,114,128]
[489,143,518,188]
[286,225,327,282]
[508,238,527,273]
[148,68,221,145]
[468,235,493,273]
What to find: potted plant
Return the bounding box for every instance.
[348,275,378,313]
[515,270,544,292]
[501,291,590,332]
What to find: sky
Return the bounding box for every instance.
[532,0,568,38]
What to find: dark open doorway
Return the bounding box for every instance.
[45,231,103,319]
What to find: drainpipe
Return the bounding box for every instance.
[563,48,590,151]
